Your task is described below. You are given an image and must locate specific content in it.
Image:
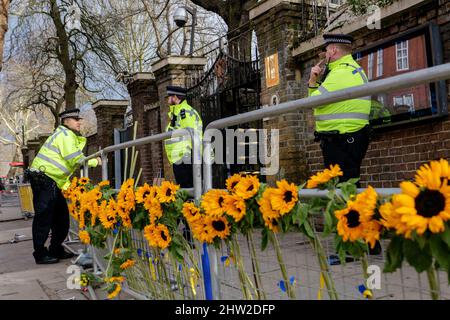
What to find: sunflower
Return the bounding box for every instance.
[107,276,125,283]
[258,188,281,219]
[158,181,180,203]
[201,189,228,217]
[263,215,280,233]
[79,177,89,185]
[415,159,450,187]
[120,259,135,270]
[144,224,172,249]
[307,164,343,189]
[107,283,122,299]
[206,216,231,240]
[270,180,299,215]
[381,180,450,236]
[99,198,118,229]
[234,175,260,200]
[223,194,246,222]
[144,197,163,223]
[226,174,242,193]
[189,217,214,243]
[136,183,154,204]
[335,186,381,248]
[79,230,90,244]
[182,202,201,223]
[98,180,110,188]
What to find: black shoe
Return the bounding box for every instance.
[50,250,75,260]
[35,255,59,264]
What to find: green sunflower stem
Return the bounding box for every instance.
[361,253,374,299]
[426,266,440,300]
[246,231,267,300]
[310,236,339,300]
[105,229,121,278]
[231,236,253,299]
[271,232,296,299]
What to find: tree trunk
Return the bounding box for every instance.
[49,0,78,110]
[190,0,257,60]
[0,0,10,72]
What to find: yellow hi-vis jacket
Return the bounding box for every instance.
[30,125,98,190]
[308,54,371,134]
[165,100,203,164]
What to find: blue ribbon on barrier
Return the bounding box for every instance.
[201,242,213,300]
[137,248,143,257]
[278,276,296,293]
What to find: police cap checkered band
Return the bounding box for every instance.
[167,85,187,97]
[59,108,83,120]
[323,34,354,45]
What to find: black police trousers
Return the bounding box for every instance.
[319,126,370,187]
[29,171,70,259]
[173,163,193,188]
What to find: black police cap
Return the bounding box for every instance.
[323,33,354,45]
[167,85,187,97]
[59,108,83,120]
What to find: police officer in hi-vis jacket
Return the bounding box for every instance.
[164,86,202,188]
[309,34,371,187]
[26,109,102,264]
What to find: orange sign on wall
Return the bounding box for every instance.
[265,52,280,88]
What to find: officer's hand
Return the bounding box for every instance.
[309,60,324,86]
[96,157,102,166]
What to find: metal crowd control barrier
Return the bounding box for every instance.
[80,128,211,299]
[202,63,450,299]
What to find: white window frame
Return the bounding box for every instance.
[396,40,409,71]
[393,94,414,112]
[376,48,383,77]
[368,52,374,80]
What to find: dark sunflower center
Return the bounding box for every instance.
[143,191,150,198]
[166,188,172,196]
[212,220,226,232]
[284,191,293,203]
[272,219,278,226]
[107,216,115,222]
[415,190,445,218]
[231,182,238,189]
[218,197,224,207]
[161,231,167,241]
[247,184,254,192]
[345,210,361,228]
[190,209,197,216]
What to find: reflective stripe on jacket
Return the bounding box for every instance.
[30,125,98,189]
[165,100,203,164]
[308,54,371,134]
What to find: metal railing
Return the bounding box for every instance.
[80,128,210,299]
[79,62,450,300]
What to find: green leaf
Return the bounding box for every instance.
[383,236,404,273]
[430,235,450,270]
[297,203,309,226]
[302,220,315,239]
[403,239,432,273]
[261,228,268,251]
[441,227,450,248]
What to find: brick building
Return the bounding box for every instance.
[289,0,450,187]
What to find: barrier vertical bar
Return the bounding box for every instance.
[101,151,108,181]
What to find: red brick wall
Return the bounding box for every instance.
[305,0,450,188]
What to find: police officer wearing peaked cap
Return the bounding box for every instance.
[308,33,372,186]
[26,108,102,264]
[165,85,203,188]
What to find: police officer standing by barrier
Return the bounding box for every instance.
[309,34,381,257]
[164,86,203,188]
[309,34,371,187]
[25,109,102,264]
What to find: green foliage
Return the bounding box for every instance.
[347,0,394,15]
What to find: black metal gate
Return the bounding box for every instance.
[187,49,263,188]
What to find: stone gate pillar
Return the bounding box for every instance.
[127,72,163,183]
[250,0,326,184]
[151,56,207,182]
[92,99,128,183]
